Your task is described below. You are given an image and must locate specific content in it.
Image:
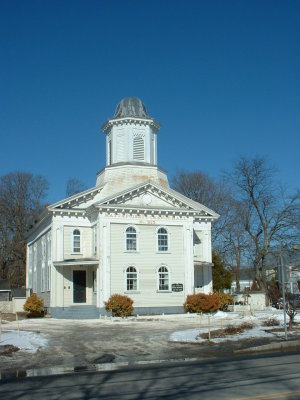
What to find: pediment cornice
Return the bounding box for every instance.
[49,186,103,210]
[97,204,214,222]
[95,180,219,220]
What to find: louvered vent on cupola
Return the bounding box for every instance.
[133,135,145,161]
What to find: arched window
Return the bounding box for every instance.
[126,227,137,251]
[157,228,168,252]
[158,266,169,291]
[73,229,81,253]
[126,266,137,291]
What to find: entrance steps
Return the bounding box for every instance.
[50,305,99,319]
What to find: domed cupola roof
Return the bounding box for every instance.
[113,97,149,119]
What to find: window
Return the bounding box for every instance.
[126,266,137,291]
[126,227,137,251]
[73,229,81,253]
[157,228,168,252]
[158,266,169,291]
[41,239,46,291]
[28,247,33,289]
[33,244,37,292]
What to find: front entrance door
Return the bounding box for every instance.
[73,270,86,303]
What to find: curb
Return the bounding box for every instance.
[235,340,300,354]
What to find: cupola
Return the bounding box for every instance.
[101,97,161,166]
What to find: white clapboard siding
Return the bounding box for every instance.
[193,230,203,259]
[110,223,185,307]
[61,266,96,307]
[63,226,93,259]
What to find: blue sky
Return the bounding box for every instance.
[1,0,299,203]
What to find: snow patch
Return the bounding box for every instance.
[0,330,47,353]
[170,329,199,342]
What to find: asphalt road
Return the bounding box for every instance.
[1,351,300,399]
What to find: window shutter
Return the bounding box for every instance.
[133,135,145,161]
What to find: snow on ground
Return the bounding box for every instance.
[0,330,47,353]
[1,308,299,348]
[170,309,300,343]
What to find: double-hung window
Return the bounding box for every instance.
[158,266,169,291]
[126,227,137,251]
[157,228,168,252]
[73,229,81,253]
[126,266,138,291]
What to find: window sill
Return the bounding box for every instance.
[156,251,171,254]
[125,291,140,294]
[71,253,83,255]
[156,290,172,293]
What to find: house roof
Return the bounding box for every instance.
[53,258,99,267]
[11,287,26,297]
[0,279,11,291]
[265,247,300,269]
[239,269,255,280]
[113,97,150,119]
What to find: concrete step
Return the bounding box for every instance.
[51,306,99,319]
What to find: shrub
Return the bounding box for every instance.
[217,293,233,311]
[263,318,280,327]
[104,294,133,317]
[24,293,44,317]
[184,293,221,314]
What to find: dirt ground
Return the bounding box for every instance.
[1,312,300,373]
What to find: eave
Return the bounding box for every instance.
[49,186,103,210]
[102,117,161,133]
[48,207,87,217]
[96,204,215,222]
[53,258,99,267]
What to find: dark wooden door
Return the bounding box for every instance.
[73,270,86,303]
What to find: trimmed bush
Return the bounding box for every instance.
[24,293,44,317]
[184,293,221,314]
[105,294,133,317]
[217,293,234,311]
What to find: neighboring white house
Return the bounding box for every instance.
[230,268,254,294]
[26,98,219,318]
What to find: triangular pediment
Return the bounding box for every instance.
[48,186,104,211]
[95,180,219,218]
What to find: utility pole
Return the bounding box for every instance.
[280,247,288,341]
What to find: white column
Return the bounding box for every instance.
[99,219,111,309]
[25,245,29,295]
[53,224,63,306]
[184,220,194,296]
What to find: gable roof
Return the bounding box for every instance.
[48,185,104,210]
[95,180,219,218]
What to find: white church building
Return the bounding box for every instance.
[26,98,219,318]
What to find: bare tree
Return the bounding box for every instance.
[172,170,232,244]
[228,156,299,290]
[0,172,49,287]
[221,200,250,293]
[66,178,87,197]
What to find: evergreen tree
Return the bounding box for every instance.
[212,252,232,292]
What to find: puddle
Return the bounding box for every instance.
[0,359,123,381]
[0,357,200,381]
